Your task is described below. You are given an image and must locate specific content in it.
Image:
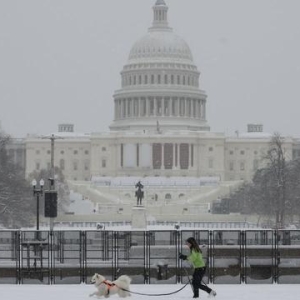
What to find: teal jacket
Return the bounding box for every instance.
[187,249,206,268]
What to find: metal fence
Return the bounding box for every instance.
[0,229,300,284]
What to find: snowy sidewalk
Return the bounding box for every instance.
[0,283,299,300]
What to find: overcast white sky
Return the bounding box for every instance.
[0,0,299,138]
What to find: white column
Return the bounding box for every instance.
[116,100,119,119]
[138,97,141,117]
[114,99,117,120]
[196,100,199,118]
[173,143,177,169]
[146,97,150,116]
[120,99,124,119]
[161,143,164,170]
[199,100,202,119]
[130,99,134,117]
[189,143,192,168]
[124,99,128,118]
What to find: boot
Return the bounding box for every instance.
[193,289,199,298]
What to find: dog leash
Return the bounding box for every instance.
[120,282,190,296]
[183,267,195,293]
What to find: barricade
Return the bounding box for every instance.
[0,229,299,284]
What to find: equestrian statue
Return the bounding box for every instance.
[135,181,144,206]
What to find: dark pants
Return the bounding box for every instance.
[192,267,212,297]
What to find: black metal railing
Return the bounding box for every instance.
[0,229,300,284]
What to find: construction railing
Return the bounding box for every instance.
[0,229,299,284]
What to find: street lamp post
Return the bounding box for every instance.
[42,134,63,231]
[31,179,45,231]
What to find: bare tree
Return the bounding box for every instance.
[0,134,34,228]
[284,159,300,223]
[264,133,288,228]
[227,133,296,228]
[251,167,278,226]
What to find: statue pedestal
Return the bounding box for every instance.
[131,206,147,229]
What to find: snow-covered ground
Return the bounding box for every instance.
[0,283,299,300]
[67,191,95,215]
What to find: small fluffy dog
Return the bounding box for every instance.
[90,273,131,298]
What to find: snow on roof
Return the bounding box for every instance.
[26,132,91,141]
[238,132,273,138]
[226,132,273,141]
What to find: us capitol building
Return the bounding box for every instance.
[21,0,298,224]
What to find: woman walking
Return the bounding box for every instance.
[179,237,217,298]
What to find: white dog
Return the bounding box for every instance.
[89,273,132,298]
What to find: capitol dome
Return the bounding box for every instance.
[128,30,194,63]
[110,0,210,132]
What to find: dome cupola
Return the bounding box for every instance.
[128,0,193,63]
[151,0,169,30]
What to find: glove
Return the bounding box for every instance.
[179,253,187,260]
